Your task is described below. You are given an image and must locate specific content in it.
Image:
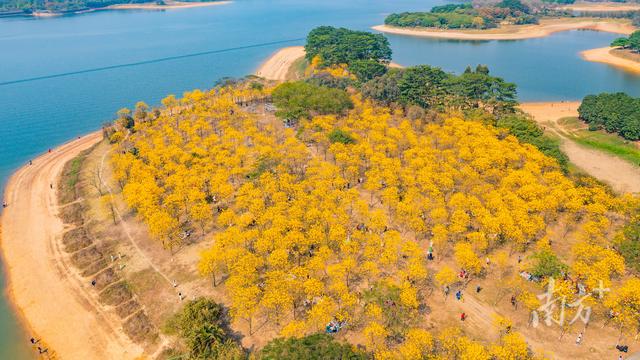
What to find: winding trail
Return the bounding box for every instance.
[0,132,143,359]
[520,102,640,193]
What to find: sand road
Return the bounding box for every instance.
[520,102,640,194]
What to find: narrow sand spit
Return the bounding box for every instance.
[581,47,640,74]
[255,46,405,80]
[1,132,143,359]
[255,46,306,81]
[519,102,640,193]
[373,19,635,41]
[107,0,230,10]
[561,2,640,12]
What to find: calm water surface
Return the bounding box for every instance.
[1,0,640,357]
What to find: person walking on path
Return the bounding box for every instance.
[575,332,583,345]
[460,312,466,321]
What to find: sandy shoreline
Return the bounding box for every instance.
[581,47,640,74]
[254,46,306,81]
[520,102,640,193]
[0,132,143,359]
[254,46,405,81]
[373,18,635,41]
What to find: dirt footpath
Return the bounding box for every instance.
[0,132,143,359]
[519,102,640,194]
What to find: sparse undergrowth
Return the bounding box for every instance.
[57,142,157,346]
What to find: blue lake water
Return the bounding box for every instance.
[1,0,640,357]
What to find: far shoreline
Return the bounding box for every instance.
[373,18,635,41]
[4,0,230,18]
[560,2,640,12]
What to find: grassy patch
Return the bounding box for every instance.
[558,117,640,166]
[286,56,309,80]
[99,281,133,306]
[58,149,90,204]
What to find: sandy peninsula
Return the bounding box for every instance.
[32,11,63,17]
[255,46,306,81]
[255,46,405,81]
[560,2,640,12]
[373,18,635,41]
[581,46,640,74]
[520,102,640,193]
[0,132,143,359]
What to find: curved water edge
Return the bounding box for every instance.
[1,0,640,357]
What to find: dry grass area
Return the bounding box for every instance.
[612,48,640,63]
[59,140,160,350]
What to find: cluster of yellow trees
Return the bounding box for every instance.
[111,83,640,358]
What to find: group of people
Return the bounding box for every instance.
[29,337,48,355]
[519,270,541,282]
[325,319,346,334]
[427,245,434,261]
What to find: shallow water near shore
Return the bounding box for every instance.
[1,0,640,357]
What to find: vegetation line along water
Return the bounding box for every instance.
[0,37,305,87]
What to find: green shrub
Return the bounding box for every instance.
[578,92,640,141]
[611,30,640,51]
[272,81,353,122]
[258,333,367,360]
[305,26,392,67]
[348,59,388,82]
[328,129,356,144]
[616,213,640,273]
[530,249,568,278]
[164,298,245,360]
